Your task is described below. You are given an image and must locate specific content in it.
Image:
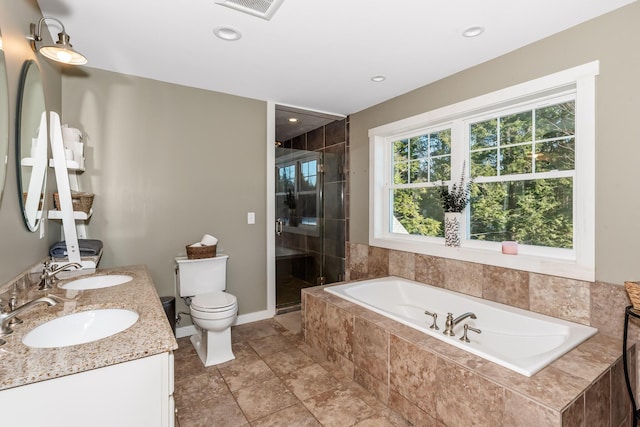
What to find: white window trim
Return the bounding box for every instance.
[369,61,598,282]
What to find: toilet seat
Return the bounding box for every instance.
[191,291,237,313]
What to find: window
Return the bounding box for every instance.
[276,152,321,234]
[369,62,598,281]
[468,98,575,248]
[391,129,451,237]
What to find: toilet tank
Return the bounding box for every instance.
[175,253,229,297]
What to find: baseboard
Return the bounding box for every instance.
[176,325,197,339]
[235,309,275,325]
[175,309,275,339]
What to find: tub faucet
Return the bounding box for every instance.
[459,323,482,343]
[39,260,82,290]
[424,310,439,330]
[443,312,477,336]
[0,296,57,337]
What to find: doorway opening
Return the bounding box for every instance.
[274,105,347,313]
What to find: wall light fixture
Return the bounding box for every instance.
[27,17,87,65]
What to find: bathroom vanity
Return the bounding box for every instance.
[0,265,178,426]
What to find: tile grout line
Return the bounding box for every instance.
[175,318,404,427]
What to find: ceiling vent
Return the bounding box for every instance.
[214,0,284,20]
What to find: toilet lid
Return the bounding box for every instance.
[191,291,237,312]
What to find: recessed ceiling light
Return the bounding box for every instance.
[288,117,298,123]
[213,26,242,41]
[371,75,386,82]
[462,26,484,38]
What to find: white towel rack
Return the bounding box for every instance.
[47,111,101,269]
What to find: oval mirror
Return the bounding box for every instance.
[16,60,47,231]
[0,30,9,205]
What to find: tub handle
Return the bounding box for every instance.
[424,310,439,330]
[460,323,481,343]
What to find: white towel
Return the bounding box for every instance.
[62,126,82,143]
[190,242,203,247]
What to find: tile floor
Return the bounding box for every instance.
[174,312,409,427]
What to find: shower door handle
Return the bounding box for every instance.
[276,219,284,236]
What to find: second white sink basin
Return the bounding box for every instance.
[22,309,139,348]
[60,274,133,290]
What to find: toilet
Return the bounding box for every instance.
[175,254,237,367]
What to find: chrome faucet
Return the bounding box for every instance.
[443,312,477,336]
[0,296,57,336]
[39,260,82,290]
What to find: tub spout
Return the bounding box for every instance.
[443,312,477,336]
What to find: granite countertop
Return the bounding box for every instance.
[0,264,178,391]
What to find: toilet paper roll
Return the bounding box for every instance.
[201,234,218,246]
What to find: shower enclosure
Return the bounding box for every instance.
[274,112,346,312]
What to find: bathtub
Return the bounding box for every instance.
[324,276,597,377]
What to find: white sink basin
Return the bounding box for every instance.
[60,274,133,290]
[22,309,139,348]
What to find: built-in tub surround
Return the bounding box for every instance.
[0,264,177,390]
[325,277,597,377]
[303,285,635,426]
[346,243,640,387]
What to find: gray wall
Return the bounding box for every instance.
[0,0,61,285]
[349,1,640,286]
[61,69,267,317]
[0,1,268,321]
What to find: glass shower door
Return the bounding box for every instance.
[275,146,324,311]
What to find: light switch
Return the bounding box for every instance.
[247,212,255,224]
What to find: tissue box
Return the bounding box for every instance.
[186,244,217,260]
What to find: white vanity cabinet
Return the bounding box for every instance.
[0,351,175,427]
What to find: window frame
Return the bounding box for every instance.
[369,61,598,281]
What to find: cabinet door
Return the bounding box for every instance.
[0,352,173,427]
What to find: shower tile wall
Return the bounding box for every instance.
[280,118,348,289]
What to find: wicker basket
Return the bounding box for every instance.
[53,191,94,214]
[625,281,640,310]
[186,244,217,260]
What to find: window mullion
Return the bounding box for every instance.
[450,120,466,183]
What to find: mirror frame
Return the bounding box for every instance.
[0,29,9,205]
[16,60,47,232]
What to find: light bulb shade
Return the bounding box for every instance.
[32,26,87,65]
[39,45,87,65]
[27,16,87,65]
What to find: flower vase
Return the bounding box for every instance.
[288,209,298,227]
[444,212,462,247]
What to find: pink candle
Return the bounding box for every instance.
[502,241,518,255]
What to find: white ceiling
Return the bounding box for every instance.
[37,0,636,118]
